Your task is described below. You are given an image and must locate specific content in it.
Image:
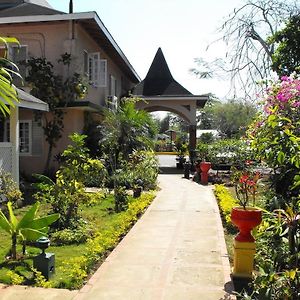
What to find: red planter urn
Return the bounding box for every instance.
[200,161,211,185]
[231,207,262,242]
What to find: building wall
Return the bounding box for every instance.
[19,107,85,175]
[0,18,138,175]
[0,21,133,104]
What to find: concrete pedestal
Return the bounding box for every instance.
[232,239,256,278]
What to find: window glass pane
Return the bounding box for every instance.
[19,122,30,153]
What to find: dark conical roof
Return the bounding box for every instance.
[132,48,192,96]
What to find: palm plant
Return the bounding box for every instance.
[0,201,59,259]
[0,36,21,115]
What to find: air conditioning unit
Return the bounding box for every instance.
[106,95,118,110]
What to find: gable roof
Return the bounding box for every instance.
[132,48,192,96]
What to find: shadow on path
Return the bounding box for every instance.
[159,166,184,175]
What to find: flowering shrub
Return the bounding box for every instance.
[231,168,261,209]
[248,74,300,200]
[244,74,300,299]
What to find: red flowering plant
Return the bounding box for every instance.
[231,167,261,210]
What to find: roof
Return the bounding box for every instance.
[16,87,48,111]
[132,48,209,108]
[0,11,140,83]
[133,48,192,96]
[0,0,61,16]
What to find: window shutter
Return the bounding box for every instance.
[88,52,100,87]
[11,45,27,85]
[99,59,107,87]
[12,46,27,73]
[31,121,43,156]
[83,50,88,76]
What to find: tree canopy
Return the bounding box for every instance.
[270,14,300,76]
[199,100,257,138]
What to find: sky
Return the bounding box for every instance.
[47,0,245,99]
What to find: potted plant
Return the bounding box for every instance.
[197,143,212,185]
[175,142,187,169]
[230,168,262,242]
[133,179,143,198]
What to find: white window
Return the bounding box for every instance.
[19,121,32,154]
[87,52,107,87]
[5,120,32,155]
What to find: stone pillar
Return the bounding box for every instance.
[189,124,197,169]
[10,106,19,186]
[189,125,196,151]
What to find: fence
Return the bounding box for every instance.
[0,142,12,174]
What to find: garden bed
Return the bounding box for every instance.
[0,191,155,289]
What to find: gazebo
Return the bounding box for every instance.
[132,48,209,156]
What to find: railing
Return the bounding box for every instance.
[0,142,12,174]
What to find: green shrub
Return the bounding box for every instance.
[0,170,23,208]
[58,192,155,289]
[214,184,238,230]
[51,225,94,246]
[6,270,25,285]
[127,150,159,190]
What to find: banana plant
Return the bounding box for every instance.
[0,201,59,259]
[0,36,21,115]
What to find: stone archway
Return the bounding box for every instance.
[132,47,209,156]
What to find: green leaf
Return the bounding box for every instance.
[0,210,11,233]
[29,213,59,230]
[20,228,47,241]
[277,151,285,164]
[17,201,39,230]
[7,202,17,230]
[0,37,19,46]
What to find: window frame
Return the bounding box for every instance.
[5,120,32,156]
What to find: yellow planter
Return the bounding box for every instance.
[232,239,256,278]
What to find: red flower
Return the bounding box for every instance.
[239,175,249,183]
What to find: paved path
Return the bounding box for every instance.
[0,174,234,300]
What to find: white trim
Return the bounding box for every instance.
[138,95,209,101]
[19,120,32,156]
[5,119,33,156]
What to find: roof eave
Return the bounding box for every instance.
[0,12,140,83]
[16,88,49,111]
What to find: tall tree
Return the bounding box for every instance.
[270,14,300,76]
[191,0,299,100]
[199,100,257,138]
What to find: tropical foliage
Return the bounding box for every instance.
[0,201,59,259]
[26,54,88,174]
[0,36,20,115]
[271,14,300,76]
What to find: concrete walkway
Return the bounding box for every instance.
[0,174,234,300]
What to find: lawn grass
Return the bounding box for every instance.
[0,191,155,288]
